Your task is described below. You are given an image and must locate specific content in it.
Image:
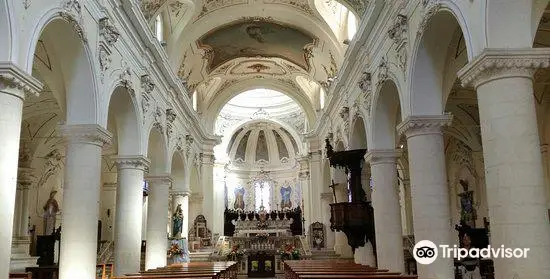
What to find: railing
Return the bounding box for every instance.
[298,235,311,256]
[97,241,114,264]
[403,235,415,254]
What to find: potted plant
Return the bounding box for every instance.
[279,243,300,260]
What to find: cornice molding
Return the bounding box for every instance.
[58,124,113,146]
[364,149,402,165]
[396,114,452,138]
[458,48,550,88]
[0,62,43,99]
[112,155,150,170]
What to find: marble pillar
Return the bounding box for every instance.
[397,115,454,279]
[297,156,310,235]
[333,183,353,258]
[541,144,550,208]
[10,167,39,272]
[320,192,335,249]
[308,151,323,223]
[458,48,550,279]
[0,63,41,279]
[58,124,112,279]
[113,156,149,276]
[365,149,404,273]
[200,154,216,235]
[145,175,171,270]
[402,179,414,235]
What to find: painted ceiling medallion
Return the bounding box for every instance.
[197,20,317,72]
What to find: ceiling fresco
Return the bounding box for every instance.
[198,19,317,72]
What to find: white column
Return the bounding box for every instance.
[171,191,190,238]
[458,48,550,279]
[365,150,404,273]
[200,154,216,234]
[333,183,353,258]
[401,179,414,235]
[0,64,41,279]
[320,192,335,249]
[10,167,38,272]
[113,156,149,276]
[541,144,550,208]
[308,151,323,223]
[145,175,171,270]
[142,196,148,241]
[397,115,454,279]
[58,124,112,279]
[297,156,310,235]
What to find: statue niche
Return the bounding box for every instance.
[310,222,325,249]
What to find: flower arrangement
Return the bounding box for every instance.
[279,243,300,260]
[167,243,183,257]
[226,244,245,261]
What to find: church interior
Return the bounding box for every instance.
[2,0,550,279]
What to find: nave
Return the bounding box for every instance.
[3,0,550,279]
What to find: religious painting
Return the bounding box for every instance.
[234,185,245,210]
[280,184,292,209]
[198,20,316,72]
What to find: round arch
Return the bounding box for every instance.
[371,80,402,150]
[26,14,99,124]
[106,86,142,156]
[205,80,316,132]
[349,116,368,150]
[0,0,13,61]
[147,127,169,174]
[408,6,473,116]
[171,151,187,192]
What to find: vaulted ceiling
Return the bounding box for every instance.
[139,0,363,127]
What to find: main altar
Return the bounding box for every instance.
[214,206,310,277]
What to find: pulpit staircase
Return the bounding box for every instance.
[97,241,114,264]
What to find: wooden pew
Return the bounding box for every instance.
[113,261,237,279]
[8,273,32,279]
[284,260,417,279]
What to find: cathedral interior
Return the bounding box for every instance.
[2,0,550,279]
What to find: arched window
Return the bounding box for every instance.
[347,11,357,40]
[255,181,271,211]
[319,87,326,110]
[192,90,198,111]
[155,15,163,42]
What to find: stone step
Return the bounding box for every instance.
[190,251,212,262]
[310,249,341,260]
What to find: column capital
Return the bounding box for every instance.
[458,48,550,88]
[58,124,112,146]
[0,62,42,99]
[397,114,452,138]
[170,190,190,197]
[364,149,402,165]
[112,155,150,171]
[145,174,172,185]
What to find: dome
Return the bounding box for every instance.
[227,121,299,166]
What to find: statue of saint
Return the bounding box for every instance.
[458,179,477,227]
[172,204,183,238]
[234,186,245,210]
[43,190,59,235]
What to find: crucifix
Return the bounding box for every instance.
[329,179,338,203]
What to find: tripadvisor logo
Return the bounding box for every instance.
[413,240,530,265]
